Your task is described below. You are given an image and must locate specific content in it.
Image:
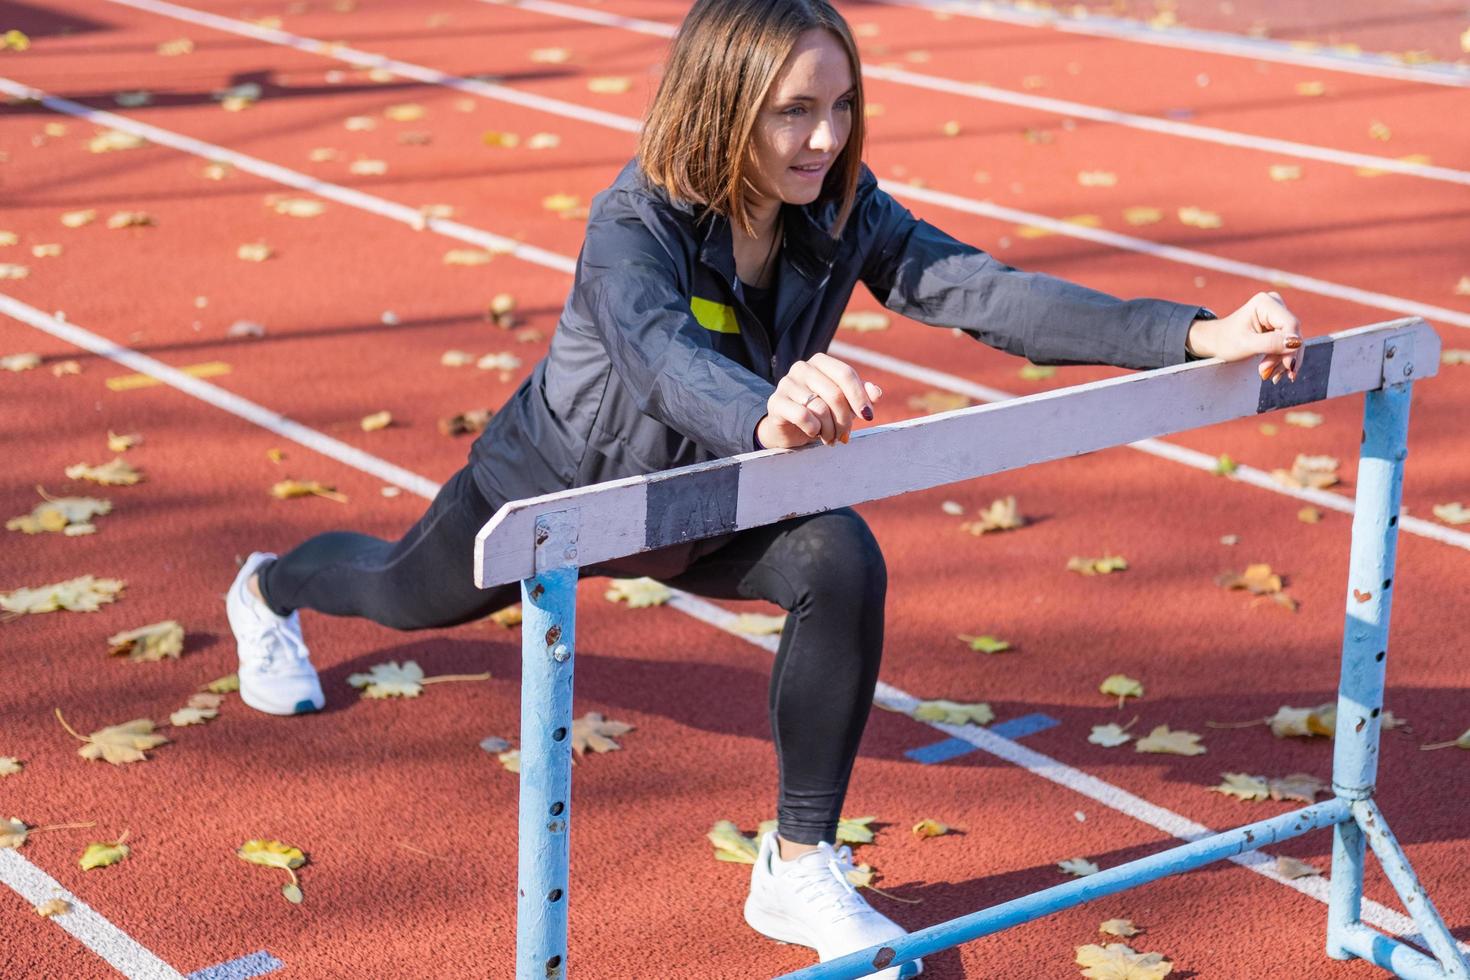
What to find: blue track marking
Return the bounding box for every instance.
[904,713,1059,764]
[186,951,284,980]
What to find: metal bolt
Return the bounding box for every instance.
[564,547,578,561]
[1402,364,1412,377]
[551,643,570,662]
[1384,346,1396,359]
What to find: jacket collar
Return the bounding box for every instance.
[696,201,839,286]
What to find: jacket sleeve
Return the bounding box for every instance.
[576,204,772,459]
[857,176,1211,371]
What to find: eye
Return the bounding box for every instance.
[836,97,854,111]
[782,105,806,117]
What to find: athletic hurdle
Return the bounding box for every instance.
[475,316,1468,980]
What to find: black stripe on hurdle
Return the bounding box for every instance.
[643,461,741,550]
[1258,338,1333,413]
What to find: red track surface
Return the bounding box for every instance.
[2,2,1467,978]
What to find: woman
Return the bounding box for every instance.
[226,0,1303,973]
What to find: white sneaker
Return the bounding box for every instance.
[744,831,923,979]
[226,552,324,716]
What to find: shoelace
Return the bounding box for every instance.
[252,618,309,674]
[785,843,869,923]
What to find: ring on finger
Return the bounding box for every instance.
[800,391,820,409]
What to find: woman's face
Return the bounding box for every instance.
[747,29,856,210]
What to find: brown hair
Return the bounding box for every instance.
[636,0,865,240]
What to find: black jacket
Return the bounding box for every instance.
[469,159,1209,575]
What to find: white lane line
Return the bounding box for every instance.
[100,0,1470,187]
[878,0,1470,89]
[5,296,1460,959]
[0,849,184,979]
[486,0,1470,187]
[3,75,1467,556]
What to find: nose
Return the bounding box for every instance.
[809,114,836,153]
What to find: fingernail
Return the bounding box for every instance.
[1258,363,1272,379]
[1271,374,1281,385]
[861,406,873,421]
[839,432,850,444]
[1286,338,1302,350]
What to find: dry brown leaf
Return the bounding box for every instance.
[1272,454,1339,490]
[1099,919,1141,938]
[360,410,392,432]
[2,576,125,617]
[6,489,111,535]
[911,818,949,839]
[271,480,347,503]
[1069,556,1128,575]
[169,706,217,726]
[438,409,494,437]
[487,603,522,628]
[960,496,1024,535]
[56,711,167,765]
[34,898,70,917]
[1135,725,1205,756]
[1276,855,1322,880]
[571,712,634,759]
[65,457,141,486]
[1075,943,1173,979]
[0,758,22,777]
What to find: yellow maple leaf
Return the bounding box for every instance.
[707,820,760,863]
[1298,507,1323,523]
[1284,411,1323,427]
[1268,703,1336,738]
[65,457,142,486]
[3,29,32,51]
[107,430,141,452]
[911,699,993,726]
[169,706,217,727]
[907,391,971,415]
[1018,363,1056,381]
[1077,170,1117,187]
[912,818,949,839]
[1216,563,1283,595]
[34,898,70,917]
[497,749,520,772]
[1099,919,1140,938]
[1089,721,1135,747]
[80,838,130,871]
[960,496,1025,535]
[1268,773,1326,802]
[157,37,194,56]
[56,710,167,764]
[838,311,890,332]
[1075,942,1173,979]
[348,660,425,698]
[1099,674,1143,705]
[530,46,570,63]
[1211,772,1269,801]
[731,613,787,635]
[238,838,307,903]
[0,758,22,777]
[360,410,392,432]
[2,351,39,369]
[1,576,126,617]
[1059,857,1100,877]
[1272,454,1339,490]
[271,480,347,503]
[605,577,671,608]
[237,242,274,262]
[1177,206,1222,229]
[586,76,631,94]
[268,197,326,218]
[1,818,28,849]
[1432,502,1470,525]
[106,211,154,229]
[542,193,582,214]
[488,603,522,627]
[1068,555,1128,575]
[958,634,1012,654]
[107,621,184,662]
[1135,725,1205,756]
[1123,207,1163,226]
[6,489,112,535]
[384,102,424,122]
[205,673,240,694]
[571,712,634,758]
[88,129,147,153]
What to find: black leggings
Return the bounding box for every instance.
[258,464,887,845]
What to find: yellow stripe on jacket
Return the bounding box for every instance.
[690,296,740,335]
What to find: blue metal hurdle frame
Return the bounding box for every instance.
[477,319,1466,980]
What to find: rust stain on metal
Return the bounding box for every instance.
[535,525,550,546]
[545,624,561,646]
[872,947,896,968]
[1353,589,1372,603]
[530,583,545,600]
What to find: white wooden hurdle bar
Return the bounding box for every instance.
[476,317,1467,980]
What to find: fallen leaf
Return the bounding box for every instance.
[530,46,570,63]
[237,243,274,262]
[1272,453,1339,489]
[439,409,494,436]
[384,102,424,122]
[444,249,493,266]
[586,76,631,94]
[912,819,949,839]
[1216,563,1284,596]
[348,660,426,698]
[1269,164,1302,182]
[79,838,129,871]
[1075,942,1173,979]
[2,352,40,370]
[205,673,240,693]
[106,361,229,391]
[1431,502,1470,525]
[2,576,125,616]
[911,699,993,726]
[486,293,518,328]
[0,818,28,849]
[1213,454,1238,476]
[440,349,476,366]
[188,693,224,710]
[31,243,62,258]
[1211,772,1269,801]
[107,621,185,661]
[1059,857,1100,877]
[0,758,22,777]
[1443,350,1470,365]
[1123,207,1163,226]
[482,130,520,148]
[88,130,147,153]
[1368,121,1391,141]
[1268,773,1327,802]
[1178,206,1222,229]
[960,496,1025,535]
[1276,856,1322,880]
[542,193,582,214]
[115,90,152,108]
[1099,919,1140,938]
[487,603,522,628]
[1295,81,1325,96]
[238,838,307,904]
[156,37,193,56]
[57,712,167,764]
[958,634,1011,654]
[1268,703,1336,738]
[3,29,31,50]
[169,706,217,726]
[526,133,560,150]
[0,264,30,281]
[1078,170,1117,187]
[1068,555,1129,575]
[6,489,111,535]
[1135,725,1205,756]
[1419,728,1470,751]
[605,577,671,608]
[708,820,760,863]
[907,391,971,414]
[34,898,70,917]
[360,410,392,432]
[1099,675,1143,707]
[271,480,346,503]
[65,457,141,486]
[1018,363,1056,381]
[268,197,326,218]
[1298,507,1323,523]
[106,211,154,229]
[940,501,965,516]
[476,352,522,372]
[731,613,787,635]
[838,310,890,332]
[348,158,387,175]
[1089,720,1136,747]
[571,711,634,757]
[498,749,520,772]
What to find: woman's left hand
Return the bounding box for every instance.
[1188,291,1303,384]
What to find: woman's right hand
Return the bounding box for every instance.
[755,353,883,449]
